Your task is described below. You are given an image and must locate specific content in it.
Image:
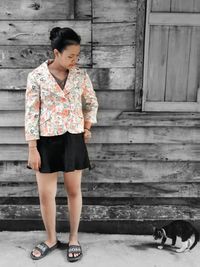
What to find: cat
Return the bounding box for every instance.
[153,220,199,253]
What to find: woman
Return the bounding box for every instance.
[25,27,98,262]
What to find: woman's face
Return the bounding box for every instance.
[55,44,81,70]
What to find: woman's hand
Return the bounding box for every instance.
[27,147,41,171]
[83,128,91,143]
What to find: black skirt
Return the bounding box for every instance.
[27,130,92,173]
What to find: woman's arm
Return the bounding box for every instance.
[28,140,37,148]
[82,70,99,126]
[84,121,92,130]
[24,73,41,141]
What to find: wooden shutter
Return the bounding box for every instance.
[142,0,200,112]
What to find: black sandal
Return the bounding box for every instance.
[30,240,60,260]
[67,241,83,262]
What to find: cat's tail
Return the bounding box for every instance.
[189,229,200,250]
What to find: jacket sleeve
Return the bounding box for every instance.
[24,73,41,141]
[82,70,99,124]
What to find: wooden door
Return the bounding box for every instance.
[142,0,200,112]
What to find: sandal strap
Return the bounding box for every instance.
[68,245,82,253]
[33,242,50,255]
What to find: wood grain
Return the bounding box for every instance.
[93,23,135,45]
[0,45,91,68]
[0,204,199,220]
[0,68,135,90]
[2,110,200,127]
[0,0,75,20]
[93,46,135,68]
[135,0,146,110]
[93,0,137,22]
[0,21,91,45]
[0,90,134,110]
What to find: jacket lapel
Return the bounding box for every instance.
[41,59,76,98]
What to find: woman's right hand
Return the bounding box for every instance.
[27,147,41,171]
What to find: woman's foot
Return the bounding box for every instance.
[31,239,57,258]
[67,235,82,261]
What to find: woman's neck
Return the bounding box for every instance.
[48,59,69,75]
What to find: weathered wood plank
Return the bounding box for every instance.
[0,45,91,68]
[93,0,137,22]
[187,27,200,101]
[92,23,135,45]
[82,68,135,90]
[147,25,168,101]
[2,111,200,127]
[0,90,134,110]
[2,126,200,144]
[171,0,194,12]
[0,0,91,20]
[2,196,200,207]
[0,110,122,126]
[135,0,146,110]
[1,219,200,234]
[151,0,171,12]
[1,182,200,198]
[0,0,75,20]
[1,155,200,182]
[149,13,200,26]
[193,0,200,12]
[0,204,199,220]
[150,0,200,14]
[141,0,151,111]
[144,101,200,112]
[117,111,200,125]
[165,26,191,101]
[93,46,135,68]
[74,0,92,19]
[0,21,91,46]
[0,68,135,90]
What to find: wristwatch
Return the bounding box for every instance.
[84,128,91,131]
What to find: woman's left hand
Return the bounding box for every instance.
[84,128,91,143]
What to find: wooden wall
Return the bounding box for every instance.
[1,0,200,234]
[0,0,145,233]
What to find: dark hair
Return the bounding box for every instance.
[49,27,81,52]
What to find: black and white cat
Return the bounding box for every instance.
[153,220,199,253]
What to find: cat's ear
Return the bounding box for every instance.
[152,226,156,232]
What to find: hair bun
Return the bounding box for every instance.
[49,27,61,41]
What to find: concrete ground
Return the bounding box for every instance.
[0,231,199,267]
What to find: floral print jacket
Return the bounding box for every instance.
[24,59,99,141]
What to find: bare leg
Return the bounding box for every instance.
[32,171,58,257]
[176,241,188,253]
[157,237,167,249]
[186,238,192,251]
[64,169,82,258]
[172,236,177,247]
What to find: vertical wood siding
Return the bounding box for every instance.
[143,0,200,112]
